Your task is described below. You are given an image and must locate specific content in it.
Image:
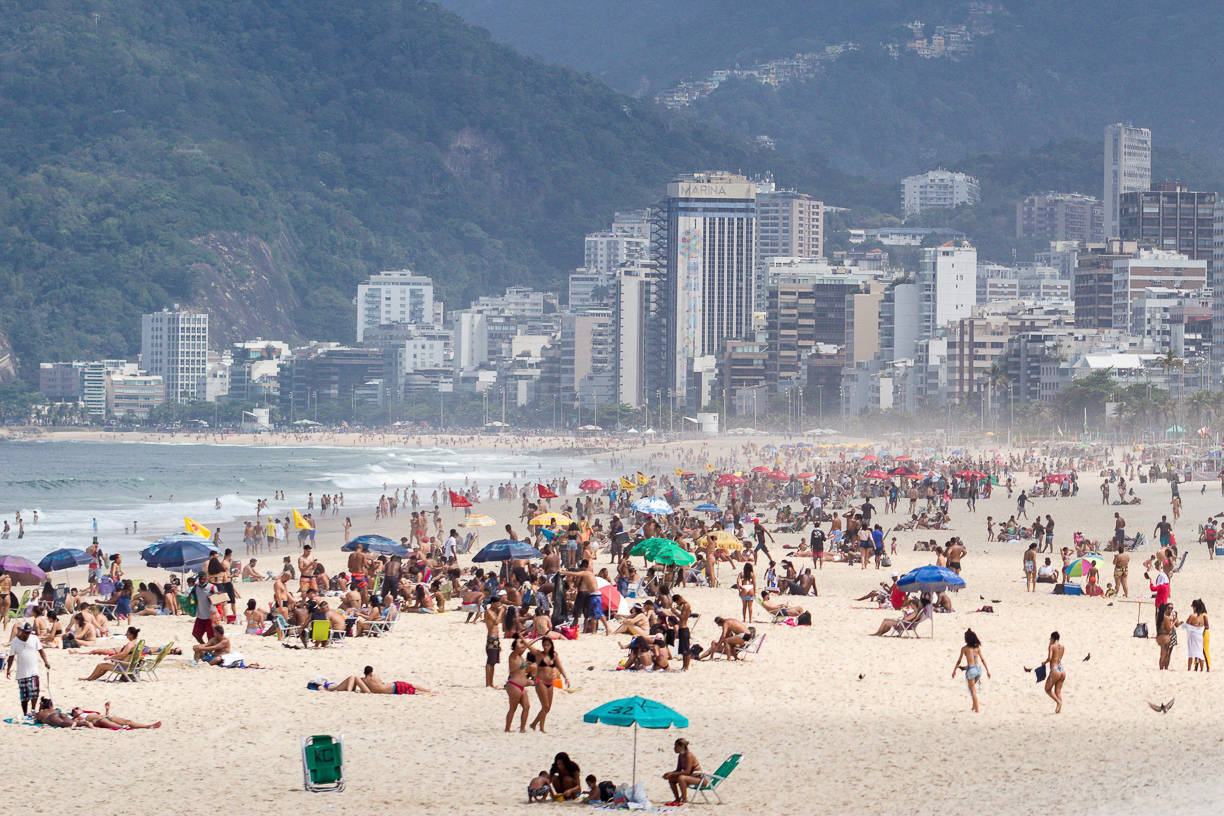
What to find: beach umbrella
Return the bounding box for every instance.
[529,512,572,526]
[579,479,605,492]
[716,473,745,486]
[693,503,721,513]
[342,535,409,556]
[595,579,624,616]
[895,455,912,462]
[471,539,543,562]
[459,514,496,527]
[647,543,696,567]
[861,454,879,462]
[897,565,965,594]
[628,537,678,558]
[767,469,789,481]
[1044,473,1070,484]
[140,540,219,572]
[1065,555,1104,579]
[584,696,688,785]
[37,548,90,574]
[956,470,987,479]
[795,471,816,479]
[865,469,890,479]
[750,465,771,474]
[707,530,743,550]
[631,497,673,515]
[0,556,46,586]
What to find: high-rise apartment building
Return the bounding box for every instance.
[356,270,435,343]
[1110,249,1207,333]
[1072,240,1139,329]
[918,242,978,336]
[614,261,664,409]
[1104,123,1151,237]
[141,309,209,403]
[1118,183,1217,270]
[584,232,649,276]
[660,172,757,407]
[754,187,825,311]
[901,170,980,218]
[765,264,873,384]
[1016,192,1104,243]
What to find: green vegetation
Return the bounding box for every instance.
[1,0,871,382]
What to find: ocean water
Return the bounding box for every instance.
[0,440,593,559]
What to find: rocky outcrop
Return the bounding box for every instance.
[187,231,303,347]
[0,329,16,383]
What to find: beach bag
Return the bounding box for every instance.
[558,625,578,640]
[598,781,616,802]
[1133,622,1148,638]
[880,556,892,568]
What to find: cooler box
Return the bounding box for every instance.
[1062,583,1083,596]
[1215,546,1224,557]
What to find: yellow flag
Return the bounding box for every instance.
[705,462,714,472]
[184,517,211,540]
[292,508,312,530]
[636,472,648,486]
[619,477,636,491]
[673,467,684,476]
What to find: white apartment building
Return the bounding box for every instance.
[1104,123,1152,238]
[1111,249,1207,332]
[583,232,648,276]
[919,242,978,335]
[902,170,980,218]
[356,270,435,342]
[141,309,208,403]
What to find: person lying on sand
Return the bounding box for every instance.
[327,665,431,695]
[69,701,161,730]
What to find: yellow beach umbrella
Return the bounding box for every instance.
[705,530,743,550]
[459,514,495,527]
[530,512,572,526]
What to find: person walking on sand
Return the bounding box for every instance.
[1041,631,1066,713]
[7,622,50,718]
[952,628,990,713]
[1113,543,1130,598]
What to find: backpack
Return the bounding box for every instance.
[1133,622,1149,638]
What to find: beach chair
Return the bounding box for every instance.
[894,605,933,638]
[301,734,345,793]
[272,614,301,640]
[8,590,31,621]
[733,632,765,660]
[366,606,396,637]
[1173,551,1190,573]
[105,640,145,682]
[756,598,787,625]
[310,619,343,646]
[457,533,474,554]
[688,753,742,804]
[136,642,174,681]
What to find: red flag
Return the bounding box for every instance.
[537,483,557,499]
[449,490,471,508]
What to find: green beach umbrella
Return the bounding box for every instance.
[628,537,677,557]
[647,543,696,566]
[1065,554,1104,579]
[583,696,688,785]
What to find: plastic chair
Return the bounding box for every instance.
[301,734,345,792]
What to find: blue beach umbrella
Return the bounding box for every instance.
[342,535,408,556]
[584,696,688,785]
[693,503,721,513]
[140,539,219,572]
[472,539,542,562]
[38,548,91,574]
[897,564,966,594]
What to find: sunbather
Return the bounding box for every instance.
[70,701,161,730]
[760,591,805,618]
[77,626,141,680]
[327,665,430,695]
[33,697,87,728]
[871,598,925,636]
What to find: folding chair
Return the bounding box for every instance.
[301,734,345,792]
[688,753,742,804]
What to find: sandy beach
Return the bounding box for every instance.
[2,434,1223,816]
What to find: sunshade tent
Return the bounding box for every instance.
[472,539,543,562]
[583,696,688,785]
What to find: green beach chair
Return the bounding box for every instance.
[301,734,345,792]
[689,753,741,804]
[105,640,145,682]
[136,641,174,681]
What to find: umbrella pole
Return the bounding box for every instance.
[632,722,638,787]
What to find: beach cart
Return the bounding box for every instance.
[301,734,345,792]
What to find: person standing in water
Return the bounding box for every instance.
[1041,631,1066,713]
[952,628,990,713]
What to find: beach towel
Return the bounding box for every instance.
[3,717,45,727]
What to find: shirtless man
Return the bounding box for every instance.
[328,665,430,695]
[946,539,967,575]
[1112,543,1130,598]
[241,559,264,581]
[564,560,604,635]
[484,597,505,688]
[346,545,371,604]
[1113,513,1126,548]
[272,572,293,612]
[700,616,754,660]
[298,546,318,597]
[192,626,231,666]
[671,594,694,671]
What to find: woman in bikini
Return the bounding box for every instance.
[663,738,703,806]
[527,638,569,733]
[737,564,755,623]
[504,637,532,732]
[1156,602,1179,670]
[70,701,161,729]
[1042,631,1066,713]
[952,628,990,713]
